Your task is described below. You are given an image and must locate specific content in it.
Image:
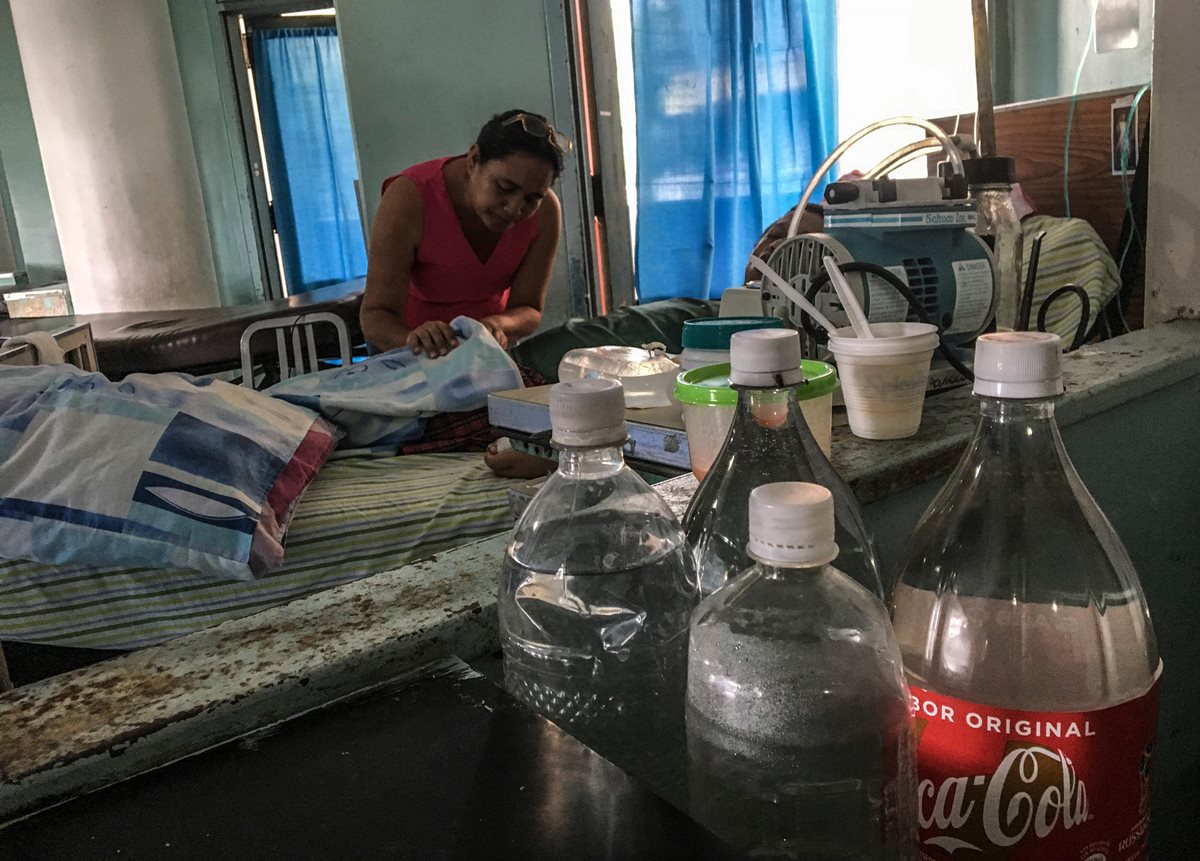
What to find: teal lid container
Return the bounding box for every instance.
[674,360,839,406]
[681,317,785,350]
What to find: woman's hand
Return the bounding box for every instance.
[406,320,459,357]
[479,316,509,349]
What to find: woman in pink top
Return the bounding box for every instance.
[360,109,566,357]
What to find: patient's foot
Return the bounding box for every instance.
[484,443,555,479]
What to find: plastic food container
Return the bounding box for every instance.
[558,345,681,408]
[674,360,839,479]
[679,317,784,371]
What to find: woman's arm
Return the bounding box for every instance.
[361,178,461,355]
[479,190,562,349]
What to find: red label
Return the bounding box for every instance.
[910,675,1159,861]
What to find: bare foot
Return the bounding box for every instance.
[484,444,556,479]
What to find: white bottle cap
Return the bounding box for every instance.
[748,482,839,567]
[729,328,805,387]
[549,378,628,447]
[973,331,1064,399]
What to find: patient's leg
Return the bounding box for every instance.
[484,442,555,479]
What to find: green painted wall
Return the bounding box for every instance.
[0,0,64,287]
[334,0,574,327]
[2,0,578,314]
[334,0,558,223]
[1003,0,1153,105]
[167,0,263,305]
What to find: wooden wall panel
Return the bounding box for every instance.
[930,87,1150,256]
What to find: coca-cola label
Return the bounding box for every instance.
[910,676,1159,860]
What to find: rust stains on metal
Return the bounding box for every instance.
[0,533,508,817]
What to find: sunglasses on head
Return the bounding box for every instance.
[501,113,573,155]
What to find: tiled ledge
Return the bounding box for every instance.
[657,319,1200,514]
[2,320,1197,823]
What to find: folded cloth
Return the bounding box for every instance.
[267,316,524,450]
[0,367,336,580]
[4,331,66,364]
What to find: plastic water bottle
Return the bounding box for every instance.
[683,328,883,598]
[965,156,1022,331]
[687,482,917,859]
[499,378,701,790]
[890,332,1160,859]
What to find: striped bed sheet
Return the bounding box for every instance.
[0,454,519,650]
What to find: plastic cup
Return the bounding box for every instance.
[826,322,939,440]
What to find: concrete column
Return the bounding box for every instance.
[1145,2,1200,324]
[9,0,219,313]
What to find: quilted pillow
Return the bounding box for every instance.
[0,366,337,580]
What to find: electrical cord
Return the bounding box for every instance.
[1119,83,1151,258]
[798,261,976,381]
[1104,81,1152,337]
[1037,285,1091,351]
[794,261,1092,380]
[1063,0,1102,218]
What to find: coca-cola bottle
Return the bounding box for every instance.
[890,332,1161,859]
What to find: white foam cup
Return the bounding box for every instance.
[826,322,939,440]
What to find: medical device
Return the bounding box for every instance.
[761,118,999,352]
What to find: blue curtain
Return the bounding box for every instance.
[252,27,366,294]
[631,0,838,301]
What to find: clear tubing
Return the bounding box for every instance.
[864,140,945,180]
[786,116,966,238]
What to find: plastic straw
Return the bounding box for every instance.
[822,255,874,339]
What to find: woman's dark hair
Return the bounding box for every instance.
[475,109,565,178]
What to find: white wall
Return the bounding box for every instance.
[9,0,219,313]
[1144,1,1200,323]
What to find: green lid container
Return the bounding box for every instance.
[680,317,785,350]
[674,360,839,406]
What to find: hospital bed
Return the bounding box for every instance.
[0,311,522,684]
[0,298,716,682]
[0,279,364,378]
[0,453,521,655]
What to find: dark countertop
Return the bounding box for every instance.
[0,657,736,860]
[2,321,1199,830]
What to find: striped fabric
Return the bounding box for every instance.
[0,454,519,650]
[1020,215,1120,342]
[0,366,337,581]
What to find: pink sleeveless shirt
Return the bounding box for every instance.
[384,156,539,330]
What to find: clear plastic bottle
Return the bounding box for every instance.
[682,328,883,598]
[890,332,1160,859]
[965,156,1023,331]
[499,378,701,791]
[687,482,917,860]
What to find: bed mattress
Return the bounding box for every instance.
[0,454,517,650]
[0,279,364,378]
